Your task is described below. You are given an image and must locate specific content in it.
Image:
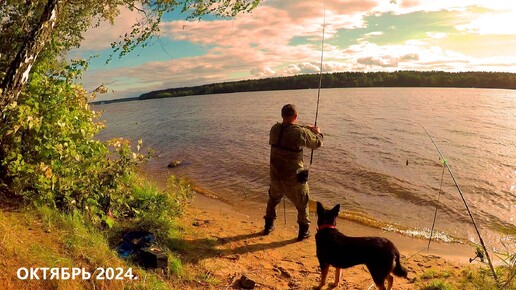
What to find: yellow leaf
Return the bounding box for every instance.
[44,167,53,178]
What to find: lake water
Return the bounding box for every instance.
[94,88,515,250]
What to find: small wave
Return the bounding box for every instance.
[382,225,460,244]
[332,207,462,244]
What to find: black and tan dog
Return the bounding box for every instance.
[315,202,408,290]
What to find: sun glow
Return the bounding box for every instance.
[457,7,516,35]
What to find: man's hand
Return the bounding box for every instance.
[306,125,321,135]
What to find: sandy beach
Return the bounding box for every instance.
[173,192,481,289]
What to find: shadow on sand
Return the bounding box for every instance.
[167,231,298,263]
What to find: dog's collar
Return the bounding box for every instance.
[317,224,336,231]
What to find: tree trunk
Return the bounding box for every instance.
[0,0,59,194]
[0,0,59,112]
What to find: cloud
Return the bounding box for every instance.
[400,0,420,9]
[161,0,387,48]
[358,31,384,42]
[267,0,379,23]
[357,56,399,67]
[83,44,273,98]
[251,61,352,78]
[157,5,330,81]
[250,66,276,78]
[345,40,474,71]
[77,0,516,100]
[400,53,419,61]
[426,32,447,39]
[374,0,516,17]
[153,1,388,83]
[79,6,143,51]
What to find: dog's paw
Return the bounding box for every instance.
[313,284,324,290]
[328,282,339,289]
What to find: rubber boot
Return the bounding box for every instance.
[263,217,275,235]
[297,223,311,241]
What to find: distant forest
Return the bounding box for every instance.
[110,71,516,103]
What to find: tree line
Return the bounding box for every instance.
[139,71,516,100]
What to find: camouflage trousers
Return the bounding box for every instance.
[264,175,310,225]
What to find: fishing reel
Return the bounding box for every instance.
[469,246,485,263]
[297,169,309,184]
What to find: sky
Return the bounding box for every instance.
[72,0,516,101]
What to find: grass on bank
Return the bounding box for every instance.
[0,206,170,289]
[0,174,197,290]
[415,259,516,290]
[1,173,514,290]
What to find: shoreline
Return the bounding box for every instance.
[175,191,496,289]
[191,191,476,264]
[141,168,484,265]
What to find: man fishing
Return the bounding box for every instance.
[263,104,324,241]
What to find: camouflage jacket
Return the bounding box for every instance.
[269,123,323,179]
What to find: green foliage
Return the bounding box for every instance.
[1,0,266,207]
[165,175,195,215]
[0,62,151,227]
[421,269,452,280]
[0,2,256,286]
[103,174,192,280]
[421,280,454,290]
[465,242,516,289]
[0,0,121,74]
[30,205,175,289]
[35,175,193,280]
[168,255,184,277]
[421,270,439,280]
[458,267,498,290]
[38,205,113,264]
[112,174,193,236]
[496,250,516,289]
[0,0,239,239]
[419,269,457,290]
[457,254,516,290]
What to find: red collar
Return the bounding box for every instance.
[317,224,336,231]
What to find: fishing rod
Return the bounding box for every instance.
[420,123,499,286]
[309,0,326,166]
[282,1,327,226]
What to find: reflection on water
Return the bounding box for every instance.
[94,88,516,249]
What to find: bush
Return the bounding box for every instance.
[0,61,149,227]
[112,175,193,236]
[1,60,195,285]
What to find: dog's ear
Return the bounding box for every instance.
[330,204,340,216]
[316,201,325,216]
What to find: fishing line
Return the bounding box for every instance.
[427,164,445,250]
[419,123,499,285]
[406,247,429,261]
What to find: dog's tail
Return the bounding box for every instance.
[393,254,408,277]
